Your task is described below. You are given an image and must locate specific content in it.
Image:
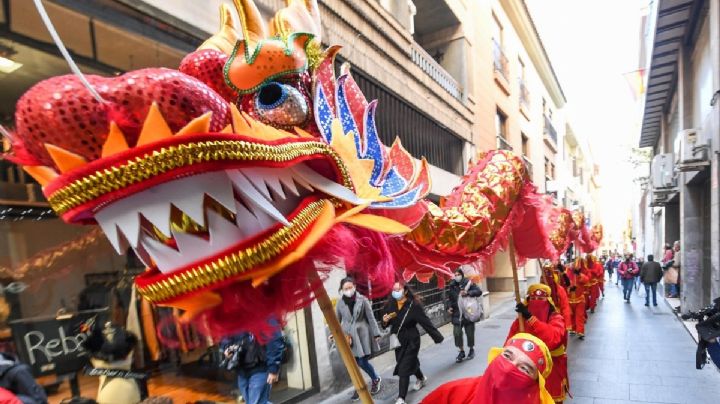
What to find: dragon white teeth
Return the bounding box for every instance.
[171,230,210,264]
[242,168,273,200]
[277,171,300,196]
[207,210,244,250]
[234,200,265,237]
[228,169,291,226]
[141,236,184,274]
[96,206,142,249]
[243,167,287,200]
[96,219,124,253]
[290,164,368,205]
[204,174,237,214]
[139,202,173,238]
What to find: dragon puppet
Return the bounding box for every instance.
[4,0,601,336]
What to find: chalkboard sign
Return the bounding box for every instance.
[9,308,108,377]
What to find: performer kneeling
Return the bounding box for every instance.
[421,333,554,404]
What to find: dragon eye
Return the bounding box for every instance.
[254,82,309,128]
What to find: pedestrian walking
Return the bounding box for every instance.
[335,277,383,401]
[221,325,285,404]
[618,254,639,303]
[664,241,681,298]
[640,254,662,307]
[420,333,555,404]
[634,256,645,291]
[446,269,482,363]
[382,282,444,404]
[506,284,569,403]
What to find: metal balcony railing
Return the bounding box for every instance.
[497,135,513,151]
[411,43,462,100]
[544,116,558,145]
[493,39,509,81]
[519,78,530,109]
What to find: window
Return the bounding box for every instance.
[544,157,550,178]
[518,58,526,80]
[492,12,503,46]
[496,109,508,139]
[521,133,529,156]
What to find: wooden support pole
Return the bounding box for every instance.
[310,271,373,404]
[508,236,525,332]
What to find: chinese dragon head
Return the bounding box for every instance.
[5,0,600,336]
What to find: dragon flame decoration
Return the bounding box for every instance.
[5,0,601,336]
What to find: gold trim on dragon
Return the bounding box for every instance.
[47,140,352,215]
[137,199,326,303]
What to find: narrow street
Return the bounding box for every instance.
[314,280,720,404]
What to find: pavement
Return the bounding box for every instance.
[307,278,720,404]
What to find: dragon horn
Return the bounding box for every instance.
[198,4,240,55]
[233,0,268,43]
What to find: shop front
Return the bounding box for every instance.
[0,1,318,402]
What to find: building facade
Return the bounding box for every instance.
[638,0,720,313]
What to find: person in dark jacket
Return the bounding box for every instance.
[221,324,285,404]
[382,282,444,404]
[640,254,663,307]
[446,268,482,363]
[0,353,47,404]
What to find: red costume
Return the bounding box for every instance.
[586,256,604,312]
[421,333,555,404]
[542,264,572,331]
[506,284,569,403]
[567,262,589,336]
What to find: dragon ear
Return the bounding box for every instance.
[198,4,240,55]
[233,0,268,44]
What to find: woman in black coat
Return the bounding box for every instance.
[382,282,443,404]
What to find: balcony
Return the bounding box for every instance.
[543,116,558,149]
[411,43,463,100]
[493,39,509,82]
[497,136,513,151]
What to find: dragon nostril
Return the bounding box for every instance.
[257,82,286,109]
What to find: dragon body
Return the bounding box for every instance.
[5,0,600,336]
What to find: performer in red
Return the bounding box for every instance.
[506,284,569,403]
[544,263,572,333]
[586,255,604,313]
[421,333,555,404]
[567,259,589,339]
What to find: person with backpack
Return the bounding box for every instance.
[220,324,285,404]
[0,352,47,404]
[335,277,383,401]
[446,268,483,363]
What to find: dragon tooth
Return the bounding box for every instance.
[139,202,173,238]
[277,171,300,196]
[96,216,124,253]
[141,236,184,274]
[228,170,291,226]
[172,191,206,227]
[171,230,210,263]
[206,173,237,213]
[207,210,244,250]
[290,164,368,205]
[234,200,264,237]
[241,168,272,200]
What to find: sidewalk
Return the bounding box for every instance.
[308,292,519,404]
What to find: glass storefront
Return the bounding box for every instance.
[0,1,317,402]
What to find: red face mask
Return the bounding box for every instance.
[527,299,551,322]
[474,355,539,404]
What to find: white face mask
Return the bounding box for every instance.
[454,275,463,283]
[342,288,355,298]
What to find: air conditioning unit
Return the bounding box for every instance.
[674,128,711,172]
[650,153,675,191]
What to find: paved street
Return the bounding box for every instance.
[312,280,720,404]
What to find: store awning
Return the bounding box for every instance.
[638,0,697,148]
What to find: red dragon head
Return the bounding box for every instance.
[6,0,430,333]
